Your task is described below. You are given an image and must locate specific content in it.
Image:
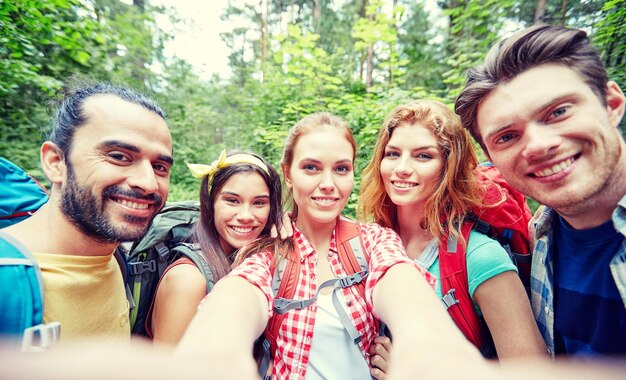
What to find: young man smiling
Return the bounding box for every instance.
[455,24,626,357]
[2,83,173,344]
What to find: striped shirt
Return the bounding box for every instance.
[530,195,626,356]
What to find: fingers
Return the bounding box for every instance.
[370,365,386,380]
[369,336,392,379]
[278,211,294,239]
[270,225,278,239]
[374,336,392,355]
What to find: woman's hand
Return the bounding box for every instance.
[370,335,392,379]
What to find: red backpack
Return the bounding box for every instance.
[257,216,370,375]
[439,163,532,356]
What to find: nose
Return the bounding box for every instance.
[520,123,561,161]
[393,155,412,177]
[127,160,159,194]
[236,204,254,223]
[318,170,336,192]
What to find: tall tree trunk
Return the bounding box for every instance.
[534,0,547,24]
[132,0,146,84]
[366,45,374,89]
[389,0,398,85]
[259,0,267,82]
[560,0,568,26]
[358,0,366,82]
[364,0,374,90]
[312,0,321,33]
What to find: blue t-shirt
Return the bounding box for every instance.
[553,216,626,356]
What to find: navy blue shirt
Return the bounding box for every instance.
[553,216,626,356]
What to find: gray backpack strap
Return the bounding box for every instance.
[172,243,215,293]
[347,235,368,273]
[273,271,368,345]
[271,256,287,298]
[413,238,438,270]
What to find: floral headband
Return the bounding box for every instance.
[186,150,269,189]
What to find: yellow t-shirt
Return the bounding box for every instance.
[33,252,130,341]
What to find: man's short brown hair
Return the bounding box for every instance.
[454,24,608,153]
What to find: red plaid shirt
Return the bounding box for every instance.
[228,219,436,380]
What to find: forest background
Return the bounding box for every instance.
[2,0,625,216]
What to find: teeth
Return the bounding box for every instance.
[534,157,575,178]
[231,226,254,233]
[393,181,416,189]
[117,199,148,210]
[314,198,336,204]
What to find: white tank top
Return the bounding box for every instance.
[305,292,371,379]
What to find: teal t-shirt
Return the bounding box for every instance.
[424,230,517,316]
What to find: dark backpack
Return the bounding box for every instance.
[439,163,532,356]
[126,201,215,337]
[0,157,48,228]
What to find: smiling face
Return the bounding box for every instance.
[59,94,173,242]
[477,63,626,214]
[380,123,444,211]
[213,171,270,254]
[283,125,354,231]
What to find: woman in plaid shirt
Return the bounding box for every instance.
[179,112,485,379]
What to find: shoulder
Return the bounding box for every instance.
[159,261,206,295]
[466,230,504,251]
[358,221,399,239]
[465,230,517,275]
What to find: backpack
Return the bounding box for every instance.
[439,163,532,356]
[0,157,48,228]
[0,230,60,351]
[125,200,215,337]
[257,216,371,376]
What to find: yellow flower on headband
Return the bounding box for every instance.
[186,150,270,189]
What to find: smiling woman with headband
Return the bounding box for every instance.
[148,150,283,345]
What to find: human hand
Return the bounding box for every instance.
[528,205,546,250]
[270,211,294,239]
[370,335,392,380]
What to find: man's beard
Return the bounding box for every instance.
[60,161,163,243]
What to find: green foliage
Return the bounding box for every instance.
[3,0,625,214]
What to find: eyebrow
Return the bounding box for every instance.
[385,144,438,151]
[484,93,576,143]
[100,140,174,165]
[221,191,270,198]
[300,158,353,164]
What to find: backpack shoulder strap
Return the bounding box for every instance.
[265,250,301,345]
[171,243,215,294]
[0,231,60,352]
[336,216,369,278]
[113,246,135,310]
[438,222,485,350]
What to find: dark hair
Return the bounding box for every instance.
[455,24,608,153]
[190,151,282,281]
[49,83,166,158]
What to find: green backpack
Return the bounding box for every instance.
[126,201,215,337]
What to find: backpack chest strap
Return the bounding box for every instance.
[273,270,368,345]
